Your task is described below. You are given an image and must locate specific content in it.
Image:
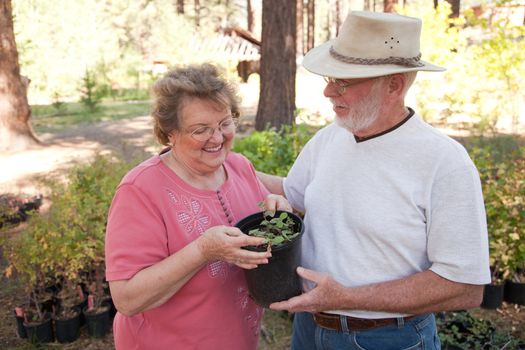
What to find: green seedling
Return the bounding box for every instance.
[248,210,299,246]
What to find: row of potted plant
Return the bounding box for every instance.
[469,145,525,309]
[13,274,114,344]
[1,155,130,344]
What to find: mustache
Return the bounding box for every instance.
[329,99,349,108]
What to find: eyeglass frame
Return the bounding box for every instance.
[323,76,380,94]
[183,116,239,142]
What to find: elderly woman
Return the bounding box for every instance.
[105,64,289,349]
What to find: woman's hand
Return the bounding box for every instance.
[196,226,272,269]
[262,194,293,212]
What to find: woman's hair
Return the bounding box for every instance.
[151,63,241,145]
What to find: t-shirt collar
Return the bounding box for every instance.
[354,107,415,143]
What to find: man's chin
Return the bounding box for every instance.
[335,117,358,133]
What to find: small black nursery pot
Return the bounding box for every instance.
[236,210,305,308]
[23,314,54,344]
[480,283,504,309]
[55,310,81,343]
[83,305,111,338]
[504,280,525,305]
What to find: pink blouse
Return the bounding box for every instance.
[105,152,268,349]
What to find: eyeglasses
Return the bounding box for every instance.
[187,117,238,142]
[323,76,378,94]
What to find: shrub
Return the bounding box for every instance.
[437,310,524,349]
[468,143,525,282]
[234,124,317,176]
[2,154,134,310]
[79,69,104,112]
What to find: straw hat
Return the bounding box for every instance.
[302,11,445,78]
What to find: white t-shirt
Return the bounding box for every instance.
[283,112,491,318]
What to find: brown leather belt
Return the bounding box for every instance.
[313,312,417,332]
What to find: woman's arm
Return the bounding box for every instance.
[110,226,270,316]
[256,171,285,196]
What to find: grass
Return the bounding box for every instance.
[31,100,151,134]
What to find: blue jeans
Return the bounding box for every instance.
[291,312,441,350]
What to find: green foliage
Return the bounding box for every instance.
[466,142,525,282]
[401,1,525,134]
[2,154,134,312]
[79,69,103,112]
[234,124,317,176]
[437,311,524,349]
[12,0,241,103]
[249,211,299,246]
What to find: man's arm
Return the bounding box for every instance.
[270,268,483,315]
[256,171,285,196]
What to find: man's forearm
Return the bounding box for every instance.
[342,270,483,315]
[271,268,484,315]
[256,171,285,196]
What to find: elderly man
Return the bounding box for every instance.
[259,11,490,350]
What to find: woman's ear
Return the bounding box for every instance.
[167,132,177,147]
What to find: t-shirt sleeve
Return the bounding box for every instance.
[105,183,168,281]
[427,165,491,285]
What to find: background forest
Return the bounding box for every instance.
[11,0,524,134]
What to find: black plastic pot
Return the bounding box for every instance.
[13,310,27,338]
[235,210,304,308]
[83,305,110,338]
[74,299,88,326]
[481,283,504,309]
[102,296,117,319]
[24,315,54,344]
[55,311,81,343]
[504,281,525,305]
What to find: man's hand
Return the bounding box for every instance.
[262,194,293,212]
[269,267,348,313]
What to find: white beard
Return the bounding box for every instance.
[334,81,383,134]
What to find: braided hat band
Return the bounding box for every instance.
[329,46,424,68]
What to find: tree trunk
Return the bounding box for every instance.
[194,0,200,27]
[306,0,315,52]
[384,0,398,12]
[247,0,254,32]
[433,0,438,9]
[255,0,296,131]
[335,0,341,35]
[0,0,40,152]
[445,0,460,18]
[296,0,304,55]
[177,0,185,14]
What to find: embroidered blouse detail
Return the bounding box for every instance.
[217,190,234,225]
[176,196,209,235]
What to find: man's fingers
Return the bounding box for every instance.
[296,266,319,282]
[269,294,303,311]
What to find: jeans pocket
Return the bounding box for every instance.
[354,324,423,350]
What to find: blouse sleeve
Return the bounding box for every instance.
[105,183,168,281]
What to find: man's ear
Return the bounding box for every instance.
[387,74,406,95]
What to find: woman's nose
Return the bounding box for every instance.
[208,128,225,142]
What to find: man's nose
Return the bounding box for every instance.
[323,82,340,98]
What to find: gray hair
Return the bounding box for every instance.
[151,64,241,145]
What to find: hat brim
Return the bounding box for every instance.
[302,40,445,79]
